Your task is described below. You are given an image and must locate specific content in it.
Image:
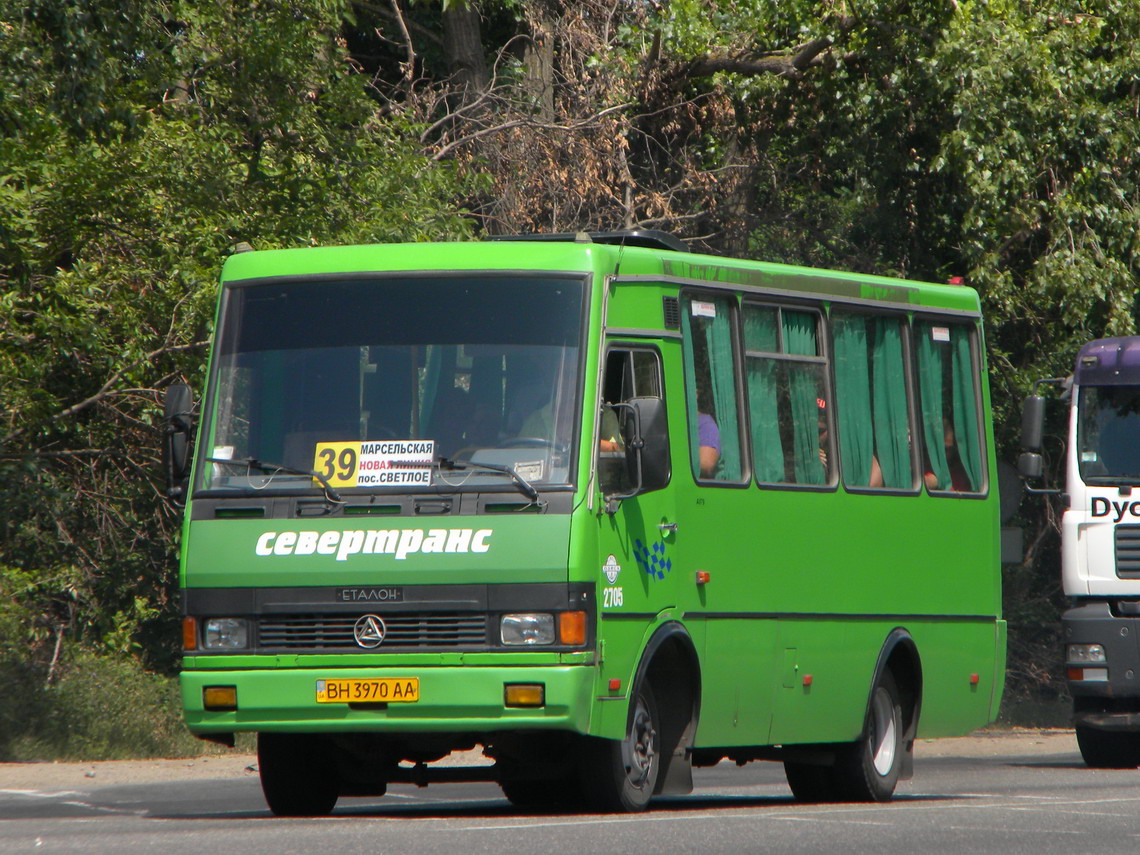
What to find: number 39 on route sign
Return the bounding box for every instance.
[312,440,435,489]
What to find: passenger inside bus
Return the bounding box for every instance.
[697,410,721,477]
[924,418,971,491]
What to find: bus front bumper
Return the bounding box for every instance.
[181,663,599,735]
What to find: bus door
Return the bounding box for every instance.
[595,344,680,674]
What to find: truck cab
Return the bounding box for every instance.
[1023,337,1140,767]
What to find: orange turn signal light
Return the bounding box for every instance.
[182,617,198,651]
[504,684,545,707]
[203,686,237,711]
[559,611,587,646]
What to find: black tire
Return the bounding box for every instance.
[1076,725,1140,769]
[499,775,581,809]
[581,684,661,812]
[834,669,905,802]
[257,733,339,816]
[783,759,841,803]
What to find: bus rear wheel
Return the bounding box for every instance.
[835,669,904,801]
[257,733,339,816]
[581,684,661,812]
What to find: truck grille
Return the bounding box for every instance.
[257,613,489,650]
[1116,525,1140,578]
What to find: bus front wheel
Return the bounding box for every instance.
[581,684,661,812]
[257,733,339,816]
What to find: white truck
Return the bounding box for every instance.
[1021,336,1140,767]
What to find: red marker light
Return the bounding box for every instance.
[695,570,711,585]
[608,678,621,692]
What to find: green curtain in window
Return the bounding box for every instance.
[706,303,741,480]
[916,326,950,489]
[832,315,874,486]
[871,319,912,488]
[744,308,784,482]
[951,329,981,491]
[783,313,824,485]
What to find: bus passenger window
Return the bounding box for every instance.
[744,304,831,486]
[831,313,914,490]
[914,321,984,494]
[682,296,743,482]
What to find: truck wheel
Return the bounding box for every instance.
[581,684,661,812]
[1076,725,1140,769]
[258,733,339,816]
[834,669,904,802]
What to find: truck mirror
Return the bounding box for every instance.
[163,383,194,498]
[1017,451,1043,480]
[1021,394,1046,453]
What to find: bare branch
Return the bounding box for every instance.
[430,102,634,161]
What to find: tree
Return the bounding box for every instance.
[0,0,474,680]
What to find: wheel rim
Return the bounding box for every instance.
[627,694,658,788]
[869,686,898,776]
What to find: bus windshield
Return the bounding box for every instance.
[1077,384,1140,483]
[198,274,586,494]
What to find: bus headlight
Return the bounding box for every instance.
[203,618,250,650]
[500,613,556,645]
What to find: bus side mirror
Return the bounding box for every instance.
[163,383,194,501]
[603,397,670,512]
[627,396,670,493]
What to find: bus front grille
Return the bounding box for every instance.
[257,613,489,650]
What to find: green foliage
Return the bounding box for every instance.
[0,0,473,690]
[930,0,1140,443]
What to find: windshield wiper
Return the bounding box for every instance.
[206,457,344,504]
[438,458,542,505]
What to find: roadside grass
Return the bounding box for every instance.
[0,651,252,762]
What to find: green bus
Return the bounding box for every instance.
[167,231,1005,815]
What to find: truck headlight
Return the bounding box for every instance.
[1068,643,1107,663]
[500,613,556,645]
[203,618,250,650]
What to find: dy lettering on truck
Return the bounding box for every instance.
[164,231,1005,815]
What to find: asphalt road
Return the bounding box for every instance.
[2,731,1136,855]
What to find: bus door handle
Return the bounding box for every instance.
[658,522,678,534]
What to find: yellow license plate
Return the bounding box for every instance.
[315,678,419,704]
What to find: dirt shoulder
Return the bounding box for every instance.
[0,730,1077,792]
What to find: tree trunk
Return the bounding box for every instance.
[442,2,489,98]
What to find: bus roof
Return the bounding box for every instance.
[219,237,980,315]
